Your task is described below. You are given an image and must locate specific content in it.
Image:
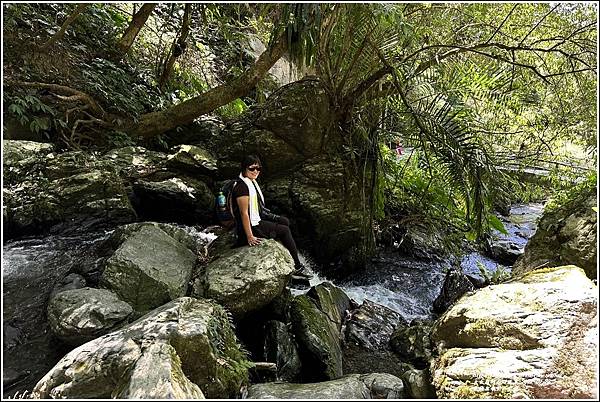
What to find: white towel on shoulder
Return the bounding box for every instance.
[238,173,265,226]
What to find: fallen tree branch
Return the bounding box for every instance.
[5,80,107,118]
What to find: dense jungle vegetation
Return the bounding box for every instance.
[3,2,597,257]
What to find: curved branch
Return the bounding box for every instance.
[4,80,106,118]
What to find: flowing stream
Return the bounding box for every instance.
[1,203,544,397]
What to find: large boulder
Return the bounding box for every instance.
[32,297,251,399]
[290,293,344,381]
[345,299,405,351]
[342,299,410,382]
[103,146,167,178]
[306,282,351,331]
[47,287,133,346]
[430,265,597,399]
[389,319,433,367]
[246,373,405,399]
[183,78,368,269]
[433,267,475,314]
[513,187,597,279]
[265,157,364,267]
[192,239,294,318]
[166,144,218,176]
[117,342,205,399]
[3,142,136,238]
[100,223,196,313]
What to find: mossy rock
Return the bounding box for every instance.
[290,294,343,381]
[33,297,251,399]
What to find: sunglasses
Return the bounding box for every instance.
[247,166,262,172]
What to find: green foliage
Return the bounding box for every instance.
[382,147,469,235]
[215,98,248,120]
[79,58,168,117]
[545,170,597,213]
[487,215,508,236]
[105,130,136,148]
[476,261,511,285]
[4,92,64,138]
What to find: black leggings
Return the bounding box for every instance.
[253,216,301,267]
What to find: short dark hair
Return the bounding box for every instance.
[240,154,261,172]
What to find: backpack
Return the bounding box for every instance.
[215,179,238,229]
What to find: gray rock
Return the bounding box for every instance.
[100,224,196,313]
[513,188,597,279]
[433,267,475,314]
[3,142,136,237]
[389,319,433,366]
[247,373,404,399]
[103,146,167,178]
[47,287,133,346]
[290,294,343,381]
[116,342,205,399]
[430,265,598,399]
[487,239,523,265]
[345,299,405,351]
[166,144,218,175]
[402,368,437,399]
[32,297,250,399]
[50,273,86,299]
[263,320,302,382]
[192,239,294,318]
[307,282,351,331]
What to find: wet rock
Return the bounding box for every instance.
[100,223,196,313]
[47,287,133,346]
[32,297,250,399]
[290,294,343,381]
[402,368,437,399]
[307,282,351,330]
[192,239,294,318]
[345,299,405,350]
[513,187,597,279]
[263,320,302,382]
[3,323,23,350]
[389,319,433,367]
[433,267,475,314]
[49,273,86,299]
[487,239,522,265]
[343,343,410,381]
[431,266,597,399]
[247,373,405,399]
[396,223,447,260]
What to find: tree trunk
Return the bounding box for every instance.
[128,33,288,139]
[114,3,157,59]
[41,4,89,50]
[158,4,192,91]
